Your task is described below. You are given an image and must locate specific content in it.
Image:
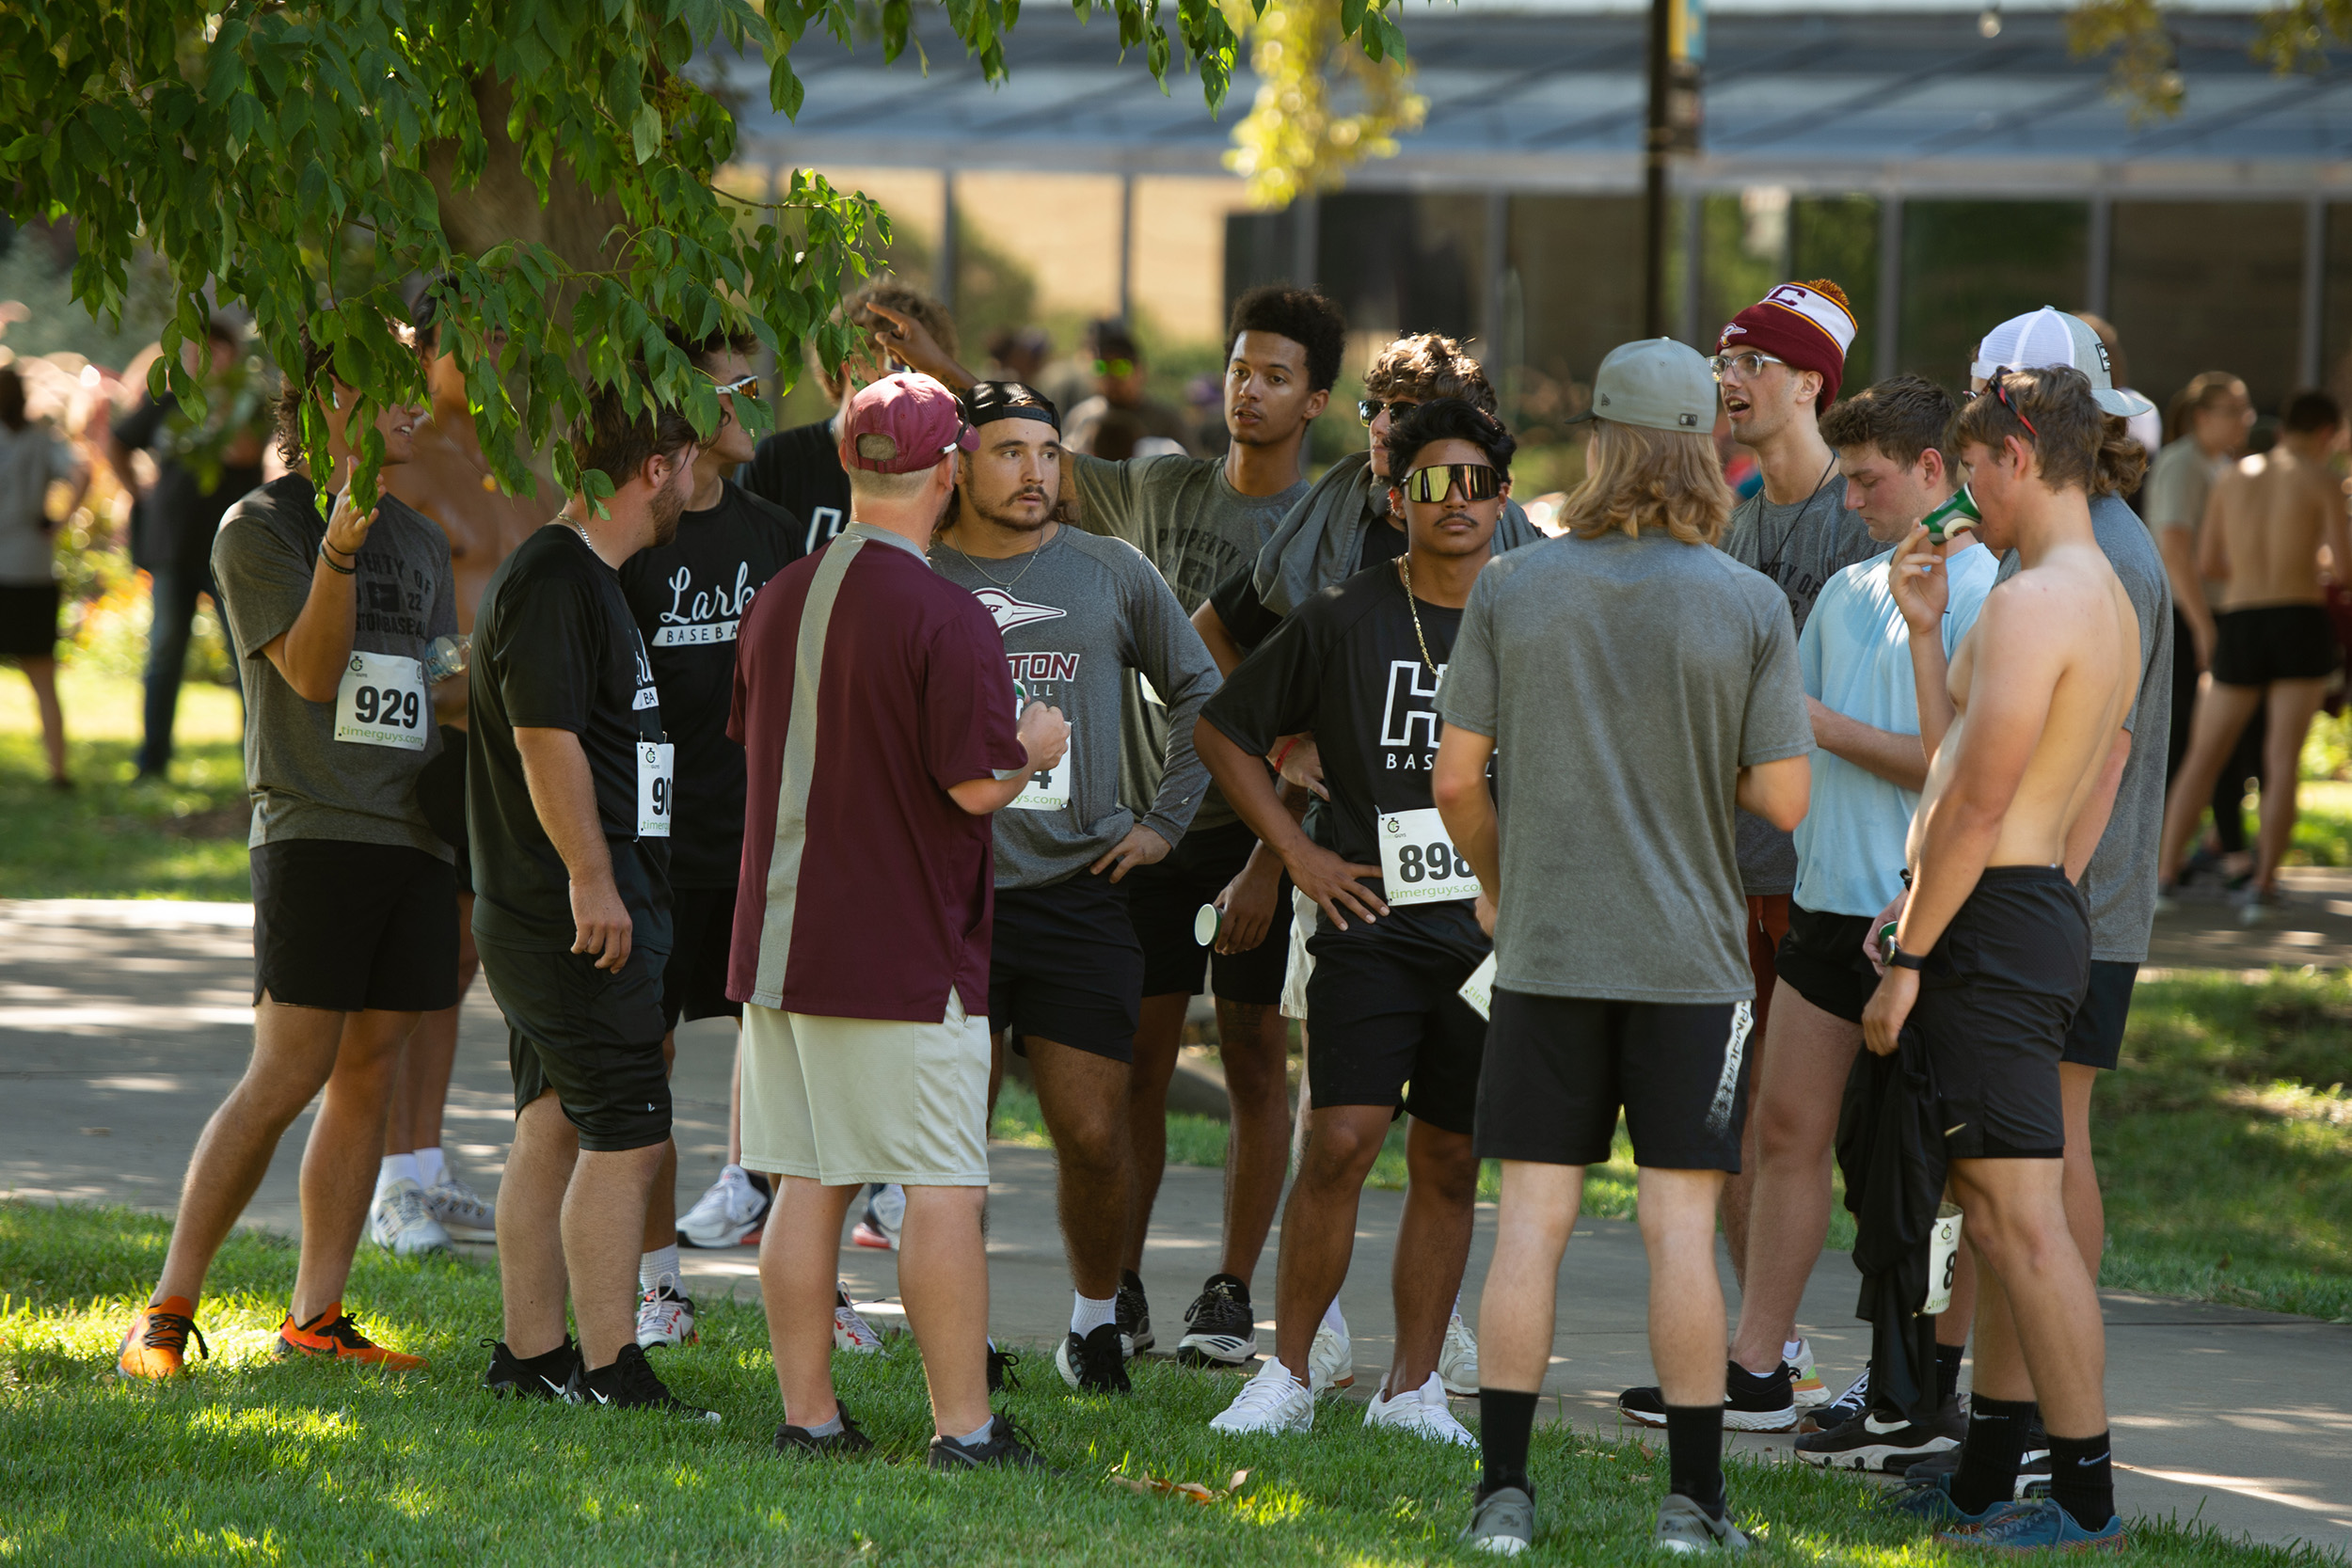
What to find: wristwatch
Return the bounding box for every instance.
[1886,937,1926,972]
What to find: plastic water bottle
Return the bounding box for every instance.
[423,633,470,684]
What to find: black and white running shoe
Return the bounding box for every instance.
[1176,1273,1258,1366]
[1056,1323,1133,1394]
[482,1336,580,1401]
[1117,1269,1153,1355]
[1620,1360,1796,1433]
[1794,1400,1964,1472]
[1902,1422,2054,1496]
[774,1403,875,1457]
[987,1342,1021,1394]
[1802,1368,1870,1433]
[929,1413,1050,1470]
[565,1342,722,1422]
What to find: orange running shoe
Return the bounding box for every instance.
[274,1303,426,1370]
[118,1296,209,1380]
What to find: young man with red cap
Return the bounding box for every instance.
[732,371,1070,1467]
[1707,280,1878,1389]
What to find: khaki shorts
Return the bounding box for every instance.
[739,990,991,1187]
[1279,886,1317,1022]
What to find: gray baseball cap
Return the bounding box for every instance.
[1568,339,1719,435]
[1971,308,2156,419]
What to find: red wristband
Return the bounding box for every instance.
[1270,738,1296,774]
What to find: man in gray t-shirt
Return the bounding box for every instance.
[119,372,461,1383]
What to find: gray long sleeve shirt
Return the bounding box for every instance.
[930,525,1222,889]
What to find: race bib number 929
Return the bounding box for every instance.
[637,741,674,838]
[334,651,427,751]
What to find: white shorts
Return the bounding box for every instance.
[1279,886,1317,1022]
[739,990,991,1187]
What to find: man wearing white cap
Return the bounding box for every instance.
[1885,307,2170,1505]
[1708,281,1880,1351]
[1435,340,1813,1556]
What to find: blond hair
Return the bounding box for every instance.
[1563,420,1734,546]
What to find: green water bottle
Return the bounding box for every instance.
[1920,486,1981,544]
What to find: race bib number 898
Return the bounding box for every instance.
[1378,807,1479,905]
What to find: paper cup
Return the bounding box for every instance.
[1193,903,1221,947]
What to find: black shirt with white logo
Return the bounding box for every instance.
[743,420,850,561]
[1200,559,1485,960]
[469,525,670,953]
[620,480,799,889]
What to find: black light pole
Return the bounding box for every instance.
[1643,0,1672,339]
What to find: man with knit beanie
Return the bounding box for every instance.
[1704,281,1879,1358]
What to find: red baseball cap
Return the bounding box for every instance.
[839,372,977,474]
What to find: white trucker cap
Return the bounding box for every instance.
[1971,308,2155,419]
[1569,339,1719,435]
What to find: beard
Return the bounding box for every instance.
[966,487,1055,533]
[648,474,687,547]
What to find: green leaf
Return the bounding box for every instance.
[630,102,661,165]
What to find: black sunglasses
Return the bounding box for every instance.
[1359,398,1421,426]
[1987,368,2039,439]
[1401,462,1502,504]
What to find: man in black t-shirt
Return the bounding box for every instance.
[619,332,800,1348]
[1193,401,1513,1445]
[469,381,714,1419]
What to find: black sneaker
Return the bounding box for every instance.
[1903,1443,2054,1496]
[987,1343,1021,1394]
[1795,1399,1965,1473]
[483,1336,580,1401]
[1802,1368,1870,1433]
[1176,1273,1258,1366]
[1117,1270,1153,1355]
[928,1413,1050,1470]
[566,1342,723,1422]
[774,1403,875,1457]
[1619,1360,1796,1433]
[1055,1323,1133,1394]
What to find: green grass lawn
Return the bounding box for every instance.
[0,1201,2332,1567]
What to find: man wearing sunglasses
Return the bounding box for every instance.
[1193,398,1511,1445]
[617,331,808,1351]
[1066,322,1198,459]
[1709,280,1879,1386]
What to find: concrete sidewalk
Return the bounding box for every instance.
[3,898,2347,1555]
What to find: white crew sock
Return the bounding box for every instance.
[375,1153,421,1201]
[640,1243,681,1293]
[414,1146,448,1189]
[1071,1291,1118,1336]
[1783,1338,1805,1365]
[1321,1299,1347,1335]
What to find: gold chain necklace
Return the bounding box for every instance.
[1396,555,1439,673]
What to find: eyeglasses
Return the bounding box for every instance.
[1094,358,1136,378]
[1708,351,1784,381]
[710,373,760,398]
[1402,462,1502,504]
[1359,398,1421,426]
[1986,368,2038,439]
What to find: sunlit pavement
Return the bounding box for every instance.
[3,896,2347,1551]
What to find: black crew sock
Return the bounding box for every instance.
[745,1170,772,1200]
[1121,1268,1144,1292]
[2047,1431,2117,1531]
[1478,1388,1540,1498]
[1663,1403,1727,1519]
[1935,1342,1965,1408]
[1951,1396,2038,1514]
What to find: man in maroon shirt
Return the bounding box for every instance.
[731,372,1069,1467]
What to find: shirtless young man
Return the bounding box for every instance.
[371,296,552,1253]
[1864,366,2139,1552]
[2157,390,2350,922]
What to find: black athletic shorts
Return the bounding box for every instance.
[250,839,458,1013]
[2211,605,2340,687]
[990,871,1144,1062]
[1773,902,1882,1024]
[477,936,672,1152]
[1474,989,1756,1172]
[0,581,60,657]
[1304,927,1486,1136]
[413,724,471,895]
[1123,817,1293,1004]
[660,883,744,1032]
[2059,958,2137,1071]
[1909,865,2090,1161]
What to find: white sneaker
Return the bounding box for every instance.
[635,1277,697,1349]
[1208,1356,1314,1435]
[678,1164,768,1249]
[423,1175,496,1240]
[1309,1320,1354,1392]
[833,1284,882,1354]
[369,1178,452,1257]
[851,1182,903,1250]
[1440,1308,1480,1396]
[1365,1370,1477,1447]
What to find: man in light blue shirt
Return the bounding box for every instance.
[1724,376,1994,1461]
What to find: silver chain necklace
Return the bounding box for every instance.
[943,530,1049,592]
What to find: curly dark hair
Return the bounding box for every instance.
[1820,375,1957,470]
[1227,285,1347,393]
[1384,397,1517,483]
[1363,333,1497,415]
